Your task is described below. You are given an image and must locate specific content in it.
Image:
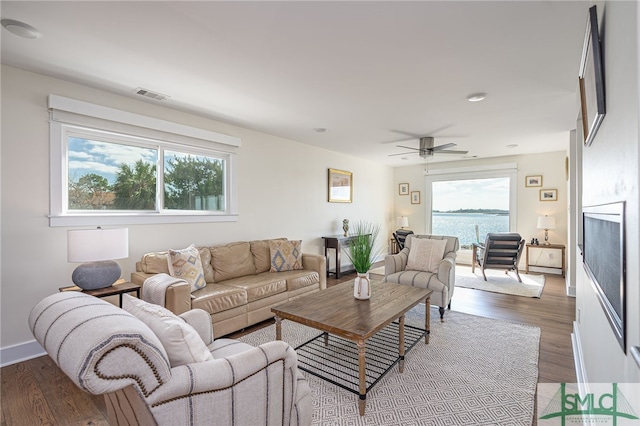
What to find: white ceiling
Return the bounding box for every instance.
[1,1,589,166]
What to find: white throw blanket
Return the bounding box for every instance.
[142,273,188,306]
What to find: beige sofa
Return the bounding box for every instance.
[131,238,326,337]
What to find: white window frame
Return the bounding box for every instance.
[424,163,518,235]
[49,95,240,227]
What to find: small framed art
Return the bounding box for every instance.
[579,5,605,147]
[399,183,409,195]
[526,175,542,187]
[328,168,352,203]
[411,191,421,204]
[540,189,558,202]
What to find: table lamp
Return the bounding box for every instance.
[67,227,129,290]
[536,215,556,245]
[396,216,409,230]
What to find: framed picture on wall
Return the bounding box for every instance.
[526,175,543,187]
[399,183,409,195]
[328,168,352,203]
[540,189,558,202]
[411,191,421,204]
[579,5,606,147]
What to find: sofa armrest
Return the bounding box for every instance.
[302,253,327,290]
[29,292,171,397]
[384,249,409,276]
[437,254,456,285]
[179,308,214,344]
[145,340,310,425]
[132,271,192,315]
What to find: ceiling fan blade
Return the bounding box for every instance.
[430,143,457,151]
[396,145,420,151]
[435,150,469,155]
[388,151,419,157]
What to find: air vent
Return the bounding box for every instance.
[134,88,170,101]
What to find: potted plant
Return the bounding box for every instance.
[345,221,381,300]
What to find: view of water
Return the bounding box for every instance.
[432,212,509,248]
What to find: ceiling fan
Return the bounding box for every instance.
[389,136,469,158]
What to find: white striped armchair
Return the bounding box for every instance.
[29,292,311,426]
[384,234,459,321]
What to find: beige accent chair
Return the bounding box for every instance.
[384,234,459,321]
[29,292,311,426]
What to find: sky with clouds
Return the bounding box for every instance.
[432,177,510,211]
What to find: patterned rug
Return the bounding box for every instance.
[239,304,540,425]
[455,265,545,298]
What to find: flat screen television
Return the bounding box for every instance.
[582,201,626,351]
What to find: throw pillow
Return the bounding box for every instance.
[167,244,207,292]
[269,240,303,272]
[123,295,213,367]
[406,238,448,273]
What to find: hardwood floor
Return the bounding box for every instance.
[1,267,575,425]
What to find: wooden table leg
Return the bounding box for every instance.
[323,332,329,346]
[275,316,282,341]
[425,295,431,344]
[357,340,366,416]
[398,314,405,373]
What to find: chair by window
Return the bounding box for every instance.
[393,229,414,250]
[472,233,525,282]
[384,234,459,321]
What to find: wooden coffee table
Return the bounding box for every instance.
[272,280,432,416]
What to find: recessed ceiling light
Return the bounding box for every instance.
[1,19,42,39]
[466,92,487,102]
[313,128,328,133]
[506,144,518,148]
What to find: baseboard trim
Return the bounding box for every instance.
[571,321,589,394]
[0,340,46,367]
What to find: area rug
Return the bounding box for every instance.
[455,265,545,298]
[239,305,540,425]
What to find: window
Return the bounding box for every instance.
[431,177,510,249]
[425,164,517,251]
[49,95,240,226]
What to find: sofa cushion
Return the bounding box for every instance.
[407,238,447,273]
[140,248,213,283]
[168,245,207,292]
[222,274,287,303]
[123,295,213,367]
[251,238,287,274]
[211,242,256,281]
[191,283,249,315]
[269,240,303,272]
[274,270,321,292]
[140,251,171,274]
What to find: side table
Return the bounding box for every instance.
[525,243,565,277]
[59,280,141,308]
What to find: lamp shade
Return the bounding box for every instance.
[67,228,128,290]
[68,228,129,262]
[537,216,556,230]
[396,216,409,228]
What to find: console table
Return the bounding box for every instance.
[322,234,360,278]
[526,243,565,277]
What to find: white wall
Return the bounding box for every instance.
[574,1,640,384]
[393,151,570,268]
[0,65,393,360]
